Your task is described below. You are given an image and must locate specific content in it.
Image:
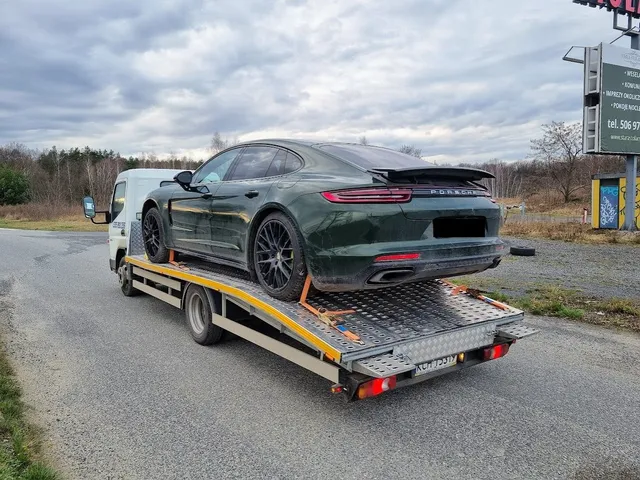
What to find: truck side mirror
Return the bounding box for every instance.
[174,171,194,191]
[82,195,110,224]
[83,196,96,218]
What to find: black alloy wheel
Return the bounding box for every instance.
[253,212,307,301]
[143,208,170,263]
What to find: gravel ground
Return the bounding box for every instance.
[468,236,640,300]
[0,228,639,479]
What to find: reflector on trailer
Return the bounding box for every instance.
[357,376,397,400]
[483,343,510,361]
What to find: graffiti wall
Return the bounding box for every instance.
[618,177,640,229]
[599,186,619,229]
[591,176,640,229]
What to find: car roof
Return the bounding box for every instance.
[234,138,401,153]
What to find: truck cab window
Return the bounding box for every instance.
[111,182,126,220]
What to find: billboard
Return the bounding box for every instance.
[583,43,640,154]
[573,0,640,19]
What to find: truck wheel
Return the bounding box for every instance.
[184,285,224,345]
[118,257,140,297]
[143,208,170,263]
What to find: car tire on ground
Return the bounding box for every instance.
[253,211,308,302]
[510,245,536,256]
[118,257,140,297]
[143,207,170,263]
[184,285,225,345]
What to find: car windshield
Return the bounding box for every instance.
[318,144,432,170]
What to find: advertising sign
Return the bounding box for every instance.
[599,43,640,153]
[583,43,640,154]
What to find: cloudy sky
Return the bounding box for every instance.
[0,0,631,164]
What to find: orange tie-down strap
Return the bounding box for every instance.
[441,279,510,311]
[298,276,364,345]
[168,250,190,271]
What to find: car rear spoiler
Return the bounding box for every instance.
[369,167,495,182]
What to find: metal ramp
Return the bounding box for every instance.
[126,220,537,376]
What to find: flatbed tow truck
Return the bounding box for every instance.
[121,220,538,402]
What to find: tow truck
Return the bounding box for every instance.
[84,169,538,401]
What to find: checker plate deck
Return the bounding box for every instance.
[128,252,524,363]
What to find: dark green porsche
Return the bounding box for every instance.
[141,140,505,301]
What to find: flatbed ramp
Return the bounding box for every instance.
[126,253,535,384]
[123,221,537,400]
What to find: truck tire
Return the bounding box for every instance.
[510,245,536,257]
[118,257,140,297]
[143,207,170,263]
[184,285,224,345]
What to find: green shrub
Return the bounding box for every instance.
[0,167,30,206]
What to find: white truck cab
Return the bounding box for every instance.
[82,168,184,273]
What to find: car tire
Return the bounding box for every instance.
[143,207,170,263]
[253,211,308,302]
[118,257,140,297]
[184,285,225,345]
[510,245,536,256]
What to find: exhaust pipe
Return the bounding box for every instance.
[367,268,415,285]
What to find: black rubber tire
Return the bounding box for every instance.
[118,257,140,297]
[143,207,170,263]
[253,211,307,301]
[184,285,225,345]
[510,245,536,257]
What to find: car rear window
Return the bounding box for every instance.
[317,144,429,170]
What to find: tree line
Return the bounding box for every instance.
[0,143,204,206]
[0,123,632,208]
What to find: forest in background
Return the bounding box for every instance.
[0,122,633,211]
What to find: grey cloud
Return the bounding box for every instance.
[0,0,628,162]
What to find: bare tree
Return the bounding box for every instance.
[399,145,422,158]
[529,121,583,203]
[210,131,240,153]
[358,135,369,146]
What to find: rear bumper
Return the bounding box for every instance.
[309,240,506,292]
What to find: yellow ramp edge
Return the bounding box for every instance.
[125,256,343,362]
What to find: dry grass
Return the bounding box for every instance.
[501,221,640,245]
[0,203,107,232]
[497,189,591,216]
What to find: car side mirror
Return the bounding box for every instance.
[83,196,96,218]
[174,170,194,191]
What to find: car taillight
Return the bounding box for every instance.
[357,376,397,400]
[483,343,510,361]
[321,187,412,203]
[375,253,421,262]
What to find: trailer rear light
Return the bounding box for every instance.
[356,376,397,400]
[375,253,421,262]
[483,343,510,361]
[321,187,412,204]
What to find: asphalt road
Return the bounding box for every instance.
[0,228,639,480]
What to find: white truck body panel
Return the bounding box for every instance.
[108,169,184,270]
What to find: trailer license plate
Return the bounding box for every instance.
[414,355,457,376]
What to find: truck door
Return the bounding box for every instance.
[108,181,127,269]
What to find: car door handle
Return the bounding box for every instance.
[245,190,259,198]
